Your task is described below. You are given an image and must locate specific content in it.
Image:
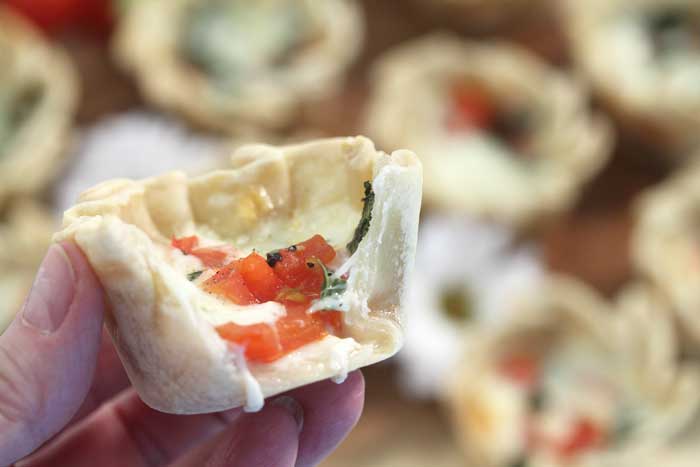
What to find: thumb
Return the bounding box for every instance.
[0,242,105,465]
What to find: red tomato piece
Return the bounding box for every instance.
[216,305,343,363]
[447,84,497,133]
[296,234,337,264]
[216,322,281,363]
[172,236,199,255]
[5,0,81,33]
[191,247,229,269]
[203,263,257,306]
[269,235,335,296]
[236,253,285,302]
[499,354,540,387]
[557,418,603,459]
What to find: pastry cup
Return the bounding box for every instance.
[0,200,55,333]
[563,0,700,156]
[365,34,612,227]
[444,276,700,467]
[0,6,78,204]
[114,0,363,132]
[633,163,700,348]
[55,136,422,414]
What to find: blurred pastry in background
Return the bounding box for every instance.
[633,163,700,351]
[0,200,56,334]
[564,0,700,156]
[114,0,364,133]
[398,215,542,399]
[366,34,612,227]
[444,276,700,467]
[0,5,78,204]
[55,111,229,213]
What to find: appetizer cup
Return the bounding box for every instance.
[0,6,78,204]
[633,162,700,350]
[563,0,700,156]
[55,136,422,414]
[366,34,612,227]
[114,0,364,132]
[445,276,700,467]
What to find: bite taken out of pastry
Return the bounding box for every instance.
[55,136,422,414]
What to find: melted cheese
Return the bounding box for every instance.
[199,295,287,327]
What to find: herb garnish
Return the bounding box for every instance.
[187,270,203,281]
[266,251,283,267]
[319,262,347,299]
[346,181,374,255]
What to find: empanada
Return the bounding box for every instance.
[0,6,78,203]
[55,136,422,414]
[114,0,364,132]
[365,34,612,227]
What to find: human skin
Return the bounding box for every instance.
[0,242,365,466]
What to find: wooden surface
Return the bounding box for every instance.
[57,1,676,465]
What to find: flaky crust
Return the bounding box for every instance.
[55,136,422,414]
[633,163,700,348]
[0,6,78,203]
[0,200,55,333]
[563,0,700,155]
[365,34,612,226]
[114,0,363,132]
[445,276,700,467]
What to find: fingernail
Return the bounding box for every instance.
[22,244,76,334]
[270,396,304,433]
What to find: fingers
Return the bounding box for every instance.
[70,328,130,423]
[170,401,302,467]
[18,388,243,467]
[289,370,365,467]
[0,242,105,465]
[20,372,363,467]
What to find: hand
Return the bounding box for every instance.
[0,242,364,466]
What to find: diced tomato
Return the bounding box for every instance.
[557,418,603,459]
[172,236,199,255]
[295,234,336,264]
[499,354,540,387]
[216,306,343,363]
[204,234,344,363]
[447,84,497,133]
[172,236,229,268]
[5,0,113,37]
[203,263,257,305]
[236,253,285,302]
[216,322,281,362]
[191,247,229,269]
[269,235,335,296]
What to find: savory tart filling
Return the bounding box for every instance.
[446,81,533,157]
[171,232,351,363]
[181,0,318,91]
